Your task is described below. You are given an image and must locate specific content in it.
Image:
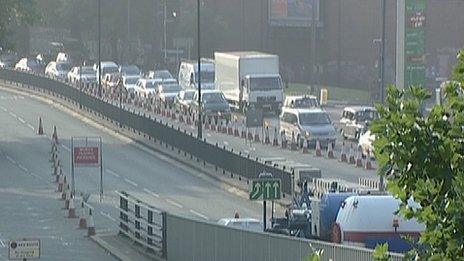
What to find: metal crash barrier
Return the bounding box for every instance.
[118,191,166,258]
[0,69,293,195]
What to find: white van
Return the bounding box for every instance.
[94,61,118,82]
[178,59,215,90]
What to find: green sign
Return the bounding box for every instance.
[404,0,427,87]
[249,178,281,201]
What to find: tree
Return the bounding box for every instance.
[371,51,464,260]
[0,0,40,50]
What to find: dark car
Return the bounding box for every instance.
[190,90,231,123]
[0,52,18,69]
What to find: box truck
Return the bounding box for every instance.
[214,52,284,114]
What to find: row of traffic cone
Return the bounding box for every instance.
[339,142,374,170]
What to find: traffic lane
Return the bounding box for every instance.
[0,146,115,260]
[121,98,374,181]
[0,87,271,222]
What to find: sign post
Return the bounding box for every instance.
[249,173,281,231]
[8,239,40,260]
[71,137,103,201]
[396,0,427,90]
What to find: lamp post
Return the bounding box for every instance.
[97,0,102,98]
[197,0,202,139]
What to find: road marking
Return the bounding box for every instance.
[100,211,116,222]
[106,168,120,177]
[0,106,6,112]
[165,199,183,208]
[143,188,160,198]
[9,112,17,118]
[124,178,138,187]
[5,155,16,164]
[223,141,229,146]
[18,164,28,172]
[0,239,5,248]
[27,123,35,131]
[206,133,211,137]
[61,144,71,152]
[189,209,208,220]
[17,117,26,124]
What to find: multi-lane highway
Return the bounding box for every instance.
[0,86,277,259]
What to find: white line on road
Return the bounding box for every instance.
[189,209,208,220]
[0,239,5,248]
[17,117,26,124]
[0,106,6,112]
[5,155,16,164]
[27,123,35,131]
[9,112,17,118]
[18,164,28,172]
[165,199,183,209]
[124,178,138,187]
[61,144,71,152]
[206,133,211,137]
[143,188,160,198]
[106,169,120,177]
[223,141,229,146]
[100,211,116,222]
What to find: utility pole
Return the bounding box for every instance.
[197,0,202,140]
[163,0,167,63]
[380,0,386,104]
[310,0,317,88]
[127,0,130,62]
[379,0,387,192]
[98,0,102,98]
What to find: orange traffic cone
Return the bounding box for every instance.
[290,132,297,151]
[281,130,287,149]
[365,149,374,170]
[227,122,233,135]
[87,210,96,236]
[37,117,44,135]
[61,183,69,201]
[254,128,260,143]
[264,126,270,144]
[340,142,348,162]
[234,120,240,137]
[78,203,87,229]
[355,146,364,167]
[57,173,64,192]
[348,144,356,164]
[327,142,335,159]
[272,128,279,146]
[52,125,59,145]
[67,195,78,218]
[64,189,71,209]
[302,137,309,154]
[315,139,322,157]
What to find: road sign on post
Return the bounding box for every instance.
[249,178,281,201]
[8,239,40,260]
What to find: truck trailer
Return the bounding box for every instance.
[214,51,284,114]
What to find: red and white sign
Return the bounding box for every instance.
[73,147,99,167]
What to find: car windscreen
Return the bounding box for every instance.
[250,77,282,91]
[299,112,331,125]
[195,71,215,83]
[81,67,95,75]
[102,66,118,74]
[293,98,318,108]
[355,111,378,122]
[56,63,71,71]
[154,70,173,80]
[145,82,156,89]
[202,93,226,103]
[122,66,140,75]
[162,84,181,93]
[184,91,195,100]
[124,78,138,85]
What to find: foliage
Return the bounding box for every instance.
[373,243,391,261]
[371,51,464,260]
[0,0,40,50]
[302,244,323,261]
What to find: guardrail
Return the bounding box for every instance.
[118,191,166,258]
[0,69,294,195]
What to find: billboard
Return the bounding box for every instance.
[269,0,319,27]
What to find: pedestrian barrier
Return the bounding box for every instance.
[118,191,166,258]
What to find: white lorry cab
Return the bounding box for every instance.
[215,51,284,115]
[178,59,215,90]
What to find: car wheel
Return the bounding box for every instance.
[341,129,347,140]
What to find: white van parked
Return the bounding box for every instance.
[94,61,118,82]
[178,59,215,90]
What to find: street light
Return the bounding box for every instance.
[98,0,102,98]
[197,0,202,139]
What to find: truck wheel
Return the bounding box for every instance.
[331,223,342,243]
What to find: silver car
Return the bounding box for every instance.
[280,108,336,148]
